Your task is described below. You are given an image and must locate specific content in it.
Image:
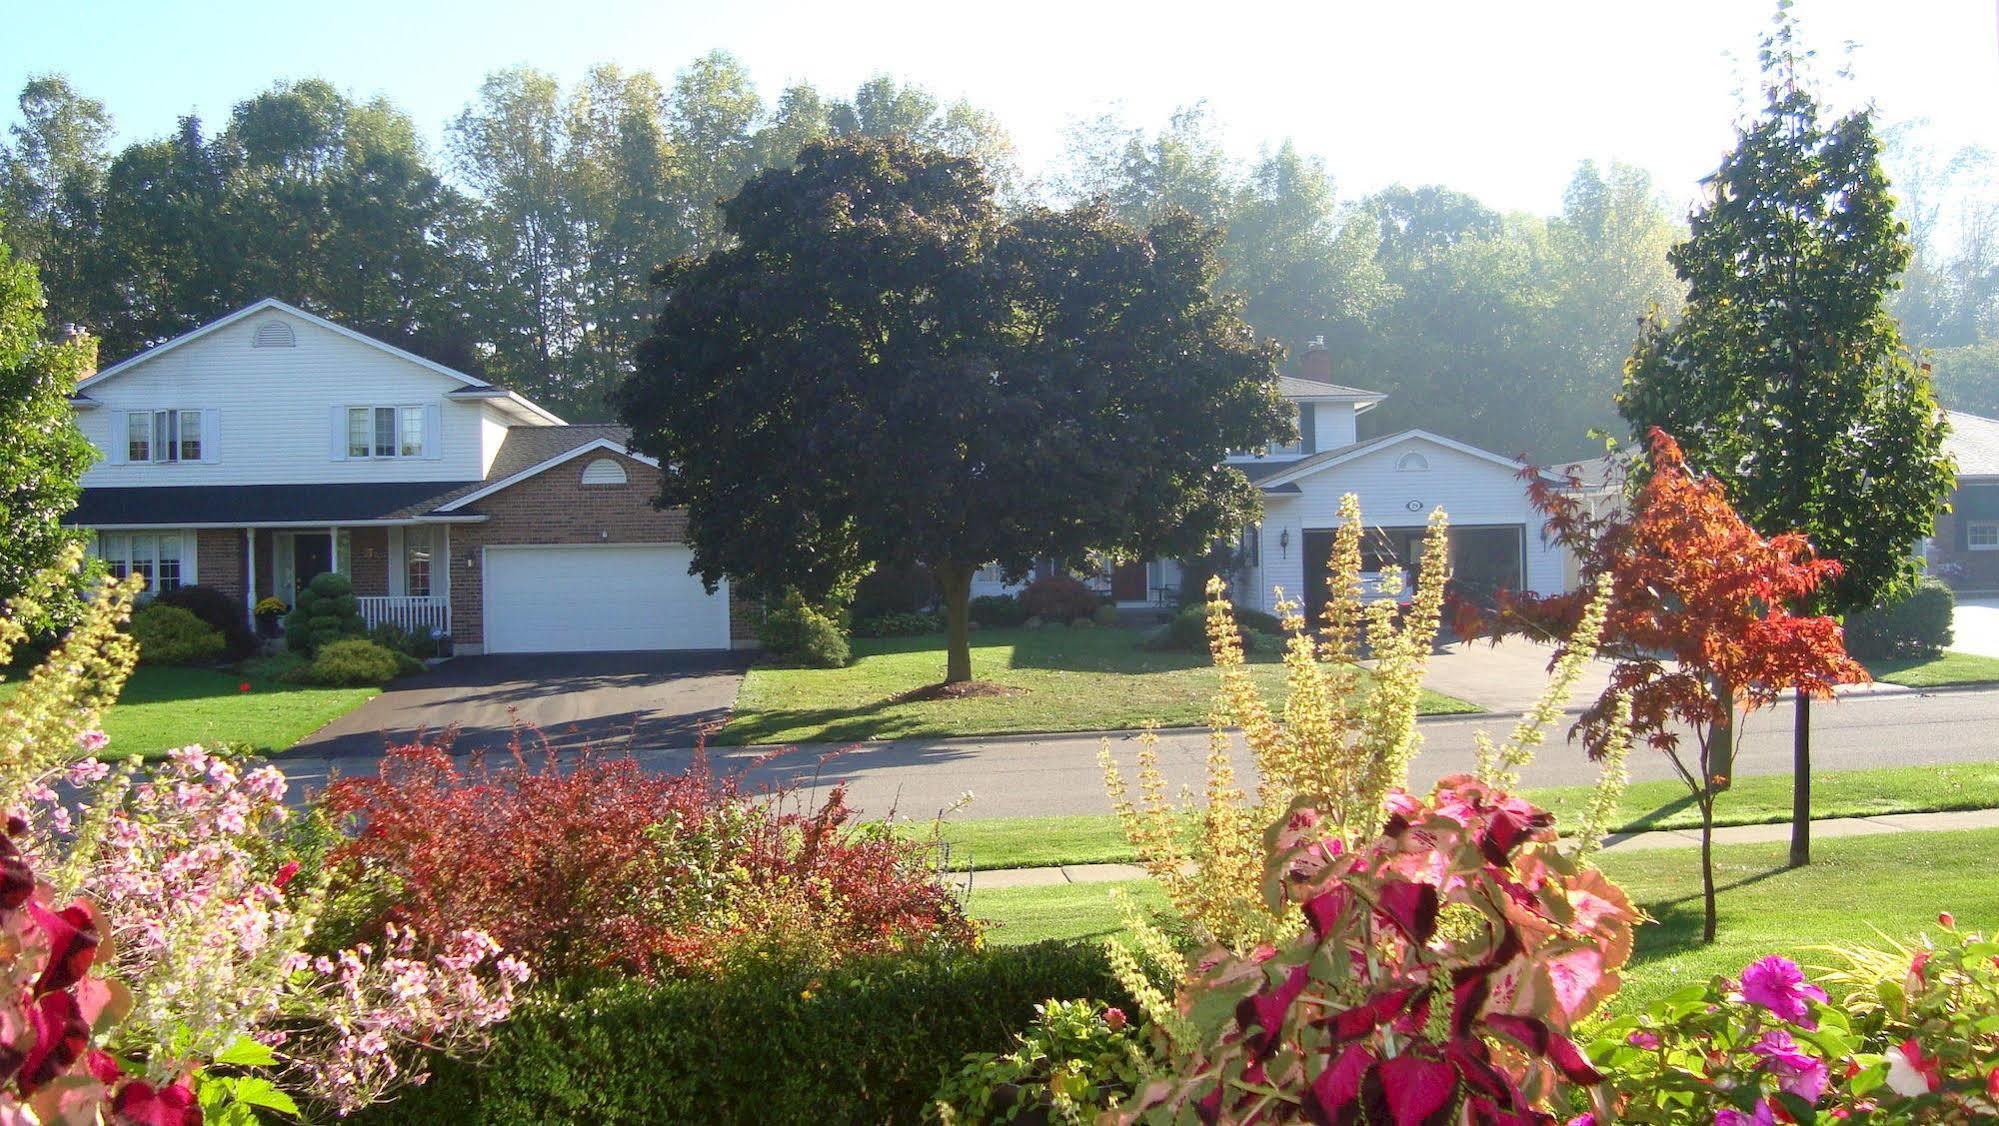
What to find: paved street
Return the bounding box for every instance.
[279,683,1999,819]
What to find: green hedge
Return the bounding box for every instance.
[359,942,1134,1125]
[1845,579,1955,660]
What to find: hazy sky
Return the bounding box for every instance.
[7,0,1997,217]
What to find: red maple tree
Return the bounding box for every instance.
[1457,428,1867,941]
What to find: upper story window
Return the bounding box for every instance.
[347,405,426,459]
[127,410,203,464]
[1269,406,1305,456]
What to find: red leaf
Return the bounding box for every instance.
[1371,1050,1460,1126]
[111,1078,201,1126]
[17,991,88,1095]
[29,900,101,996]
[1306,1043,1375,1122]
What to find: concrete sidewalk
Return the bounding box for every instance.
[949,806,1999,891]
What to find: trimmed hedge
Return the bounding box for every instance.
[969,594,1028,628]
[1021,575,1100,624]
[1150,604,1287,653]
[155,584,257,658]
[852,611,942,638]
[760,589,850,667]
[358,942,1135,1126]
[1845,579,1955,660]
[129,603,227,666]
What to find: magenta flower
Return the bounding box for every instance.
[1739,955,1826,1028]
[1750,1030,1828,1102]
[1713,1101,1775,1126]
[1627,1030,1661,1049]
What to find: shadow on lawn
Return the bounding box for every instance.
[1626,863,1799,964]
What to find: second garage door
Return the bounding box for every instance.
[483,544,729,654]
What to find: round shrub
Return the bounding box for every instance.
[850,561,937,619]
[1149,604,1288,653]
[760,590,850,668]
[1092,603,1120,627]
[129,603,226,666]
[155,584,257,657]
[1021,574,1100,624]
[850,611,941,638]
[284,572,366,656]
[1844,579,1954,660]
[300,638,404,686]
[969,594,1028,628]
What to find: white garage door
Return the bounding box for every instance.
[483,545,729,654]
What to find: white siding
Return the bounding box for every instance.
[1314,403,1360,450]
[1245,436,1569,613]
[479,410,511,477]
[79,311,510,488]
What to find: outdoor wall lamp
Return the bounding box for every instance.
[1279,528,1290,559]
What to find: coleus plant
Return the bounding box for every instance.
[1114,776,1638,1124]
[0,817,200,1125]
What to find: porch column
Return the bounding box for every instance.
[244,529,256,618]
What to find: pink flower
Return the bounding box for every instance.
[74,730,109,754]
[1750,1030,1828,1103]
[1713,1102,1775,1126]
[1939,911,1955,928]
[1739,956,1826,1028]
[1102,1006,1128,1030]
[273,861,301,889]
[1627,1030,1661,1049]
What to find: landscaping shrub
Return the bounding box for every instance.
[358,941,1135,1126]
[298,638,404,686]
[760,589,850,667]
[1092,603,1120,627]
[368,620,442,659]
[323,738,975,982]
[1147,603,1284,653]
[852,611,942,638]
[969,594,1028,628]
[128,601,226,665]
[156,582,257,657]
[1021,574,1099,624]
[1844,578,1954,660]
[851,561,937,619]
[284,571,366,655]
[930,998,1154,1123]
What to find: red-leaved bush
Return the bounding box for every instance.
[322,735,976,979]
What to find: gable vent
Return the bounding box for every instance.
[580,457,629,486]
[252,320,295,349]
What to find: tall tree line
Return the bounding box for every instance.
[7,61,1996,451]
[0,55,1015,420]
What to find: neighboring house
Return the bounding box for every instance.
[64,299,752,655]
[977,339,1580,613]
[1928,409,1999,593]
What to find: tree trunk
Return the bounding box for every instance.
[1700,794,1718,944]
[1790,690,1811,868]
[939,563,974,685]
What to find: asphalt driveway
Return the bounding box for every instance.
[290,651,750,760]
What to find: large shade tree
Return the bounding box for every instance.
[1619,11,1955,866]
[620,136,1292,683]
[0,232,96,624]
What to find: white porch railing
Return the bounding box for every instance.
[356,596,450,637]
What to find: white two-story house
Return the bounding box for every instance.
[1005,339,1576,615]
[65,299,751,654]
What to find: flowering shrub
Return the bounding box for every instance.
[324,735,976,979]
[1113,778,1639,1123]
[930,999,1156,1124]
[1,552,527,1119]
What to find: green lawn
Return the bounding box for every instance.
[1864,649,1999,687]
[719,626,1478,745]
[924,761,1999,871]
[965,827,1999,1013]
[0,665,378,760]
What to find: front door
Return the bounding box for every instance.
[1111,561,1149,602]
[292,533,333,597]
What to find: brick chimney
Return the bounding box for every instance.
[1300,335,1332,382]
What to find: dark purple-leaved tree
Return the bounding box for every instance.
[619,135,1291,684]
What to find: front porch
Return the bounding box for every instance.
[202,524,455,638]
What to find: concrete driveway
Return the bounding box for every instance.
[290,651,749,761]
[1952,597,1999,659]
